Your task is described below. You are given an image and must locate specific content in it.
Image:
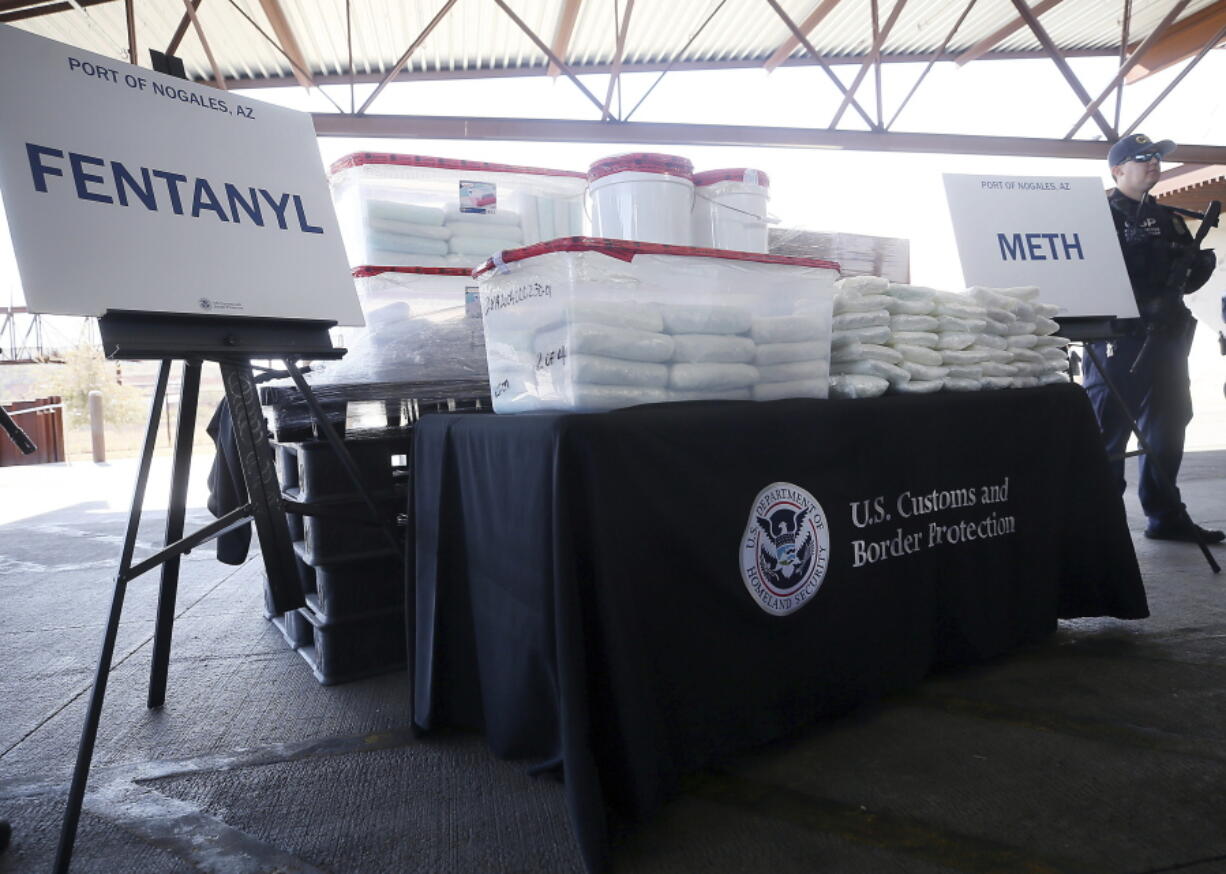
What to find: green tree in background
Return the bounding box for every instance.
[43,343,145,426]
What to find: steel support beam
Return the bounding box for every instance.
[356,0,458,115]
[956,0,1063,65]
[1114,0,1131,133]
[494,0,608,117]
[310,112,1226,164]
[623,0,728,122]
[206,48,1118,89]
[124,0,136,63]
[256,0,314,88]
[226,0,344,113]
[1126,0,1226,83]
[182,0,225,90]
[1064,0,1189,139]
[0,0,111,23]
[872,0,883,127]
[887,0,978,130]
[547,0,583,78]
[1011,0,1115,141]
[766,0,880,131]
[166,0,202,56]
[601,0,634,121]
[763,0,844,72]
[0,0,60,9]
[1124,19,1226,137]
[830,0,909,129]
[346,0,354,112]
[65,0,128,58]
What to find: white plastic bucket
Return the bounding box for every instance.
[587,153,695,246]
[692,170,771,253]
[588,171,695,246]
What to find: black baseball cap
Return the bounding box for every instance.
[1108,133,1175,167]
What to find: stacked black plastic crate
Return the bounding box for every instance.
[265,433,410,685]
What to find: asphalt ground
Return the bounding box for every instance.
[1,449,1224,874]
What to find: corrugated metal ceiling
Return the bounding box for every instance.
[6,0,1222,85]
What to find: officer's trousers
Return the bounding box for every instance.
[1082,326,1195,529]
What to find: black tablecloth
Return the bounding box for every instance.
[411,385,1147,872]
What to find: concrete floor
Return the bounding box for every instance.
[1,450,1225,874]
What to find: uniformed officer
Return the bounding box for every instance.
[1082,133,1222,543]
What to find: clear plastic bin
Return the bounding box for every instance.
[475,238,840,413]
[330,153,587,270]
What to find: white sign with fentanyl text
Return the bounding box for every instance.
[0,25,362,325]
[943,173,1138,319]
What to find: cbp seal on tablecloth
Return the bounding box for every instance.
[740,482,830,615]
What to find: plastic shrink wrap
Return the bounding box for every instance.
[260,267,490,439]
[475,238,839,413]
[770,228,910,283]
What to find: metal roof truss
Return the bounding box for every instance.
[5,0,1226,163]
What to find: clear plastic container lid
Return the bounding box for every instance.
[352,265,475,278]
[474,236,839,278]
[330,152,587,180]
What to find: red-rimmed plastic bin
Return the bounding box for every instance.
[329,152,587,270]
[474,237,840,413]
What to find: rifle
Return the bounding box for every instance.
[1130,199,1221,375]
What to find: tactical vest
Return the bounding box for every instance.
[1108,190,1195,303]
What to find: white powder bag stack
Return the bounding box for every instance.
[970,286,1069,388]
[657,303,763,401]
[876,283,942,393]
[931,290,990,391]
[830,373,890,398]
[530,300,674,409]
[363,200,459,267]
[749,314,829,400]
[444,203,523,260]
[830,279,903,397]
[1030,298,1071,385]
[836,275,890,295]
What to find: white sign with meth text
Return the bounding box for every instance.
[943,173,1138,319]
[0,25,362,325]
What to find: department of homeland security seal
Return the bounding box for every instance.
[740,482,831,615]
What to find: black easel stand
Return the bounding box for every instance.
[54,311,404,873]
[1062,316,1219,574]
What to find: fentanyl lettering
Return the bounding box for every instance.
[24,142,323,234]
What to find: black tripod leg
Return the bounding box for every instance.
[220,360,303,614]
[147,360,202,709]
[55,361,172,874]
[1082,343,1220,574]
